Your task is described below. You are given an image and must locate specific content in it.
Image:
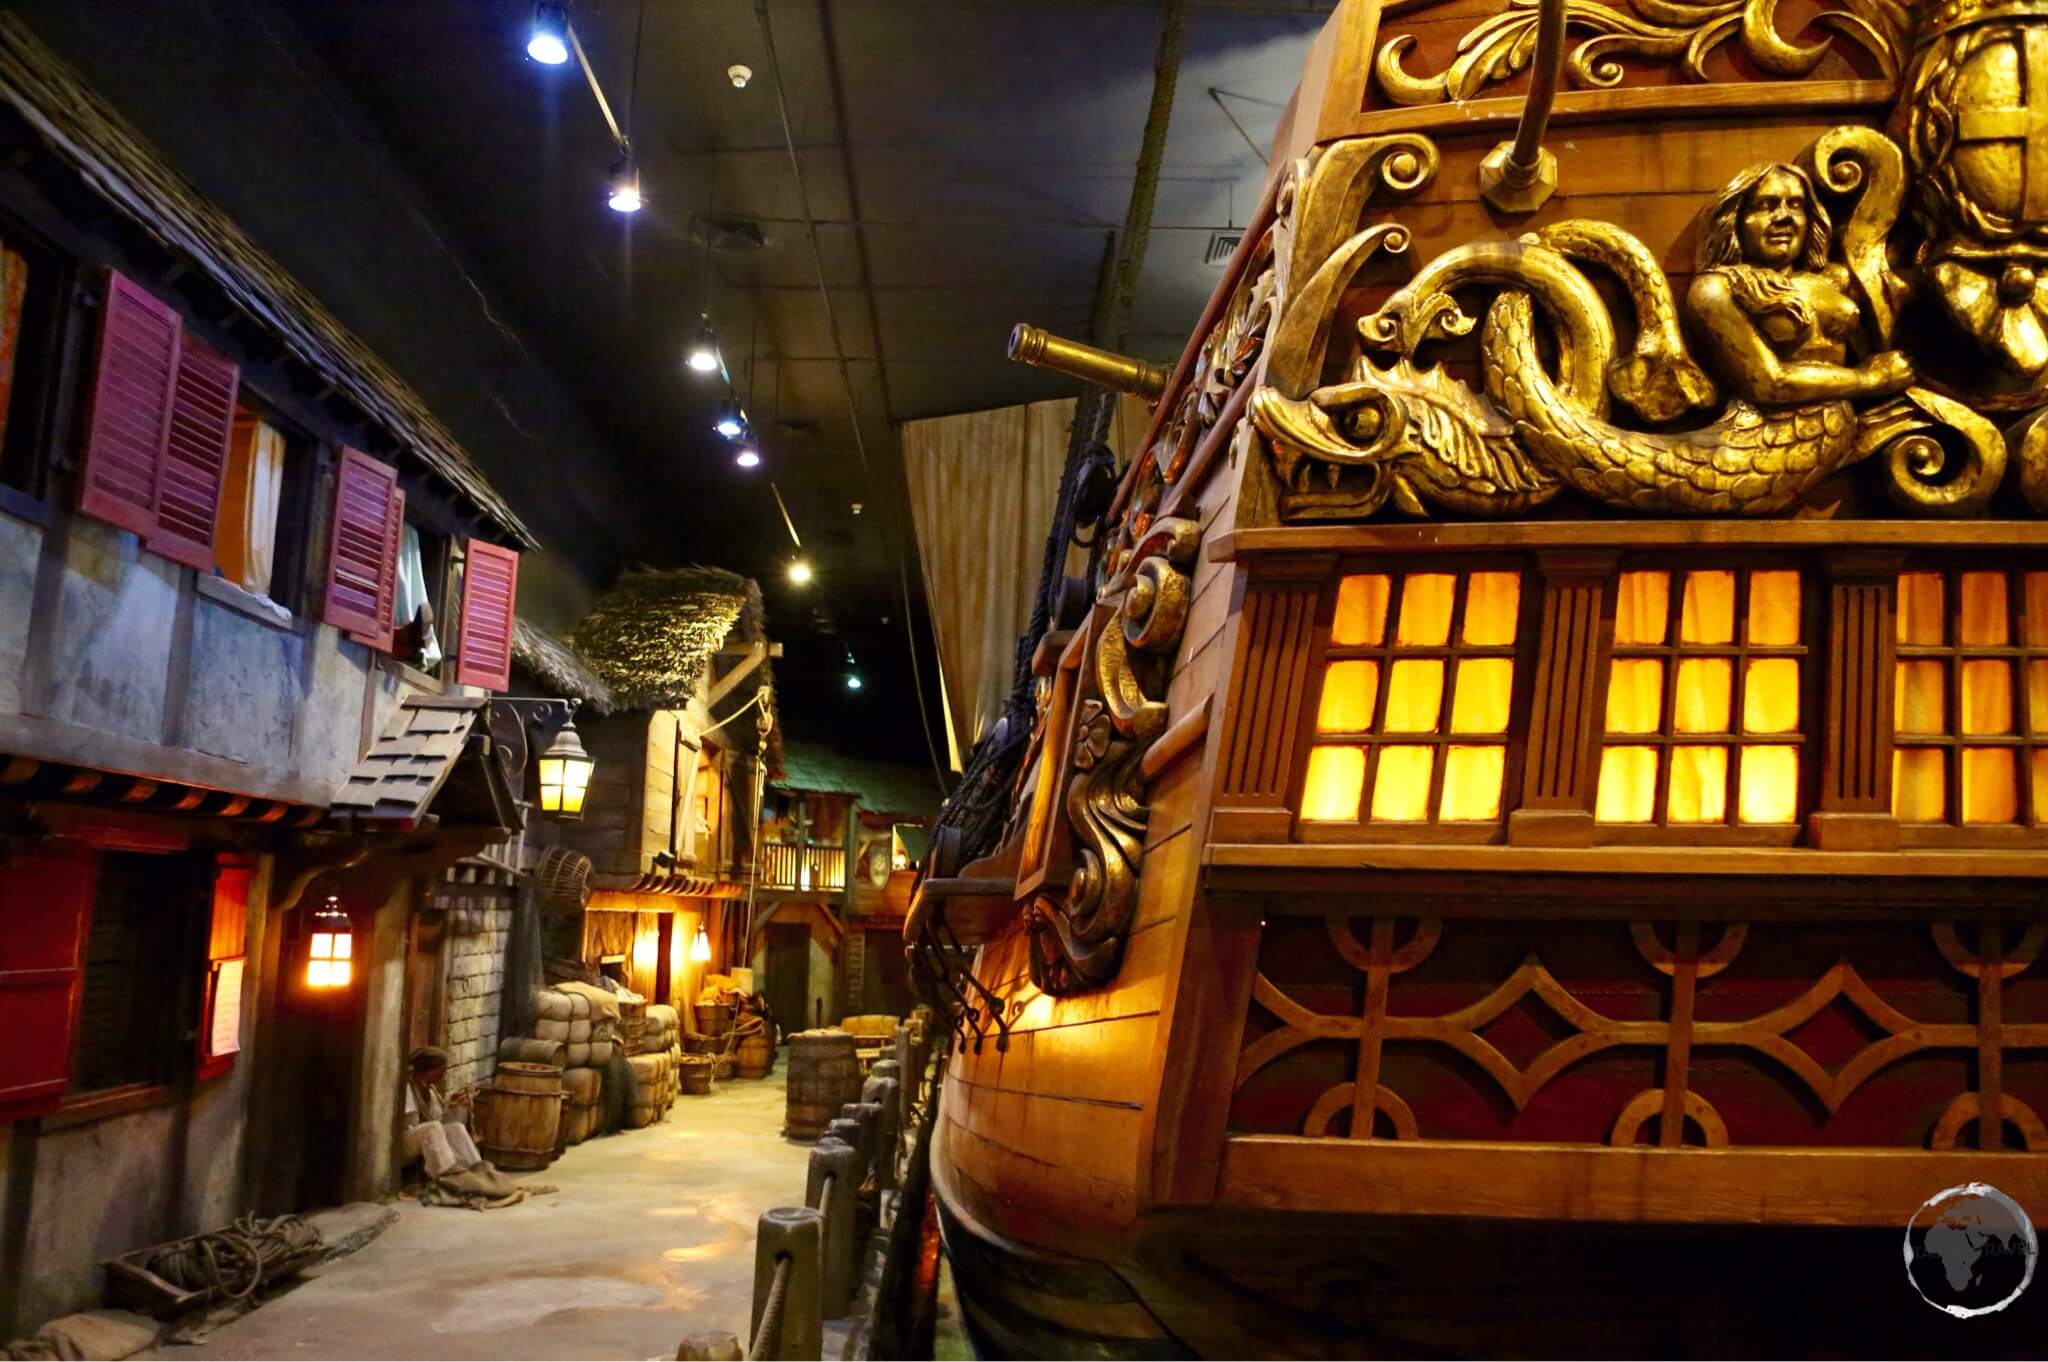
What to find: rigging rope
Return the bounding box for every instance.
[136,1214,323,1303]
[751,1252,793,1360]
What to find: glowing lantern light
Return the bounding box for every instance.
[689,924,713,963]
[306,897,353,990]
[537,718,596,818]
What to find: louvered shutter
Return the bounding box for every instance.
[0,849,96,1120]
[321,446,400,640]
[146,335,240,570]
[78,270,180,537]
[347,484,403,652]
[454,538,519,691]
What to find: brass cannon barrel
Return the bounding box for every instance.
[1007,324,1168,403]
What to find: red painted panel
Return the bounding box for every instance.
[78,270,180,538]
[0,848,97,1117]
[146,334,240,570]
[321,446,398,639]
[454,538,519,692]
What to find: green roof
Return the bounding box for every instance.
[774,740,944,818]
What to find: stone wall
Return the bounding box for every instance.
[443,902,512,1097]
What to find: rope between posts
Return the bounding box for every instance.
[751,1252,792,1361]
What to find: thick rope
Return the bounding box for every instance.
[136,1213,322,1302]
[751,1252,793,1360]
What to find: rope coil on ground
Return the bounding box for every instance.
[750,1252,793,1360]
[138,1214,323,1302]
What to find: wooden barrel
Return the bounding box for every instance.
[478,1062,562,1170]
[734,1018,773,1079]
[699,1003,734,1037]
[783,1029,860,1140]
[679,1055,714,1095]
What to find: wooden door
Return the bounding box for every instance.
[766,922,809,1038]
[405,909,448,1056]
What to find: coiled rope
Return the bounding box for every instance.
[137,1213,323,1302]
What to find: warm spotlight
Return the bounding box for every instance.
[788,559,813,586]
[605,155,643,213]
[735,445,761,469]
[686,316,721,374]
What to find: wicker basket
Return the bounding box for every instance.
[534,846,592,911]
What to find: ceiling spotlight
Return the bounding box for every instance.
[728,64,754,89]
[605,154,643,214]
[686,316,721,374]
[714,400,747,440]
[845,672,863,692]
[734,444,761,470]
[787,558,813,586]
[528,2,570,64]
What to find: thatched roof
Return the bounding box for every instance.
[571,567,749,710]
[0,14,536,548]
[512,617,615,714]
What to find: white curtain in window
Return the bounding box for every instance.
[219,417,285,596]
[395,522,441,669]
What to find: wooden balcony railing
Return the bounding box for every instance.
[758,842,847,893]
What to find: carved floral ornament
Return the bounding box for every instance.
[1255,0,2048,519]
[1374,0,1912,106]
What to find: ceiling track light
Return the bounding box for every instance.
[687,315,722,375]
[606,151,643,213]
[787,558,813,586]
[528,1,570,64]
[734,444,761,470]
[714,398,747,439]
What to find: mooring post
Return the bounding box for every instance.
[843,1101,883,1189]
[750,1206,823,1361]
[806,1136,862,1317]
[861,1074,902,1193]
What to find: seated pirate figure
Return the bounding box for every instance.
[402,1046,482,1180]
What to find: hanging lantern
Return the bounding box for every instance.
[306,896,353,989]
[689,924,713,963]
[537,718,596,818]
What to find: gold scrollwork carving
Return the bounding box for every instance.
[1029,516,1201,995]
[1372,0,1906,108]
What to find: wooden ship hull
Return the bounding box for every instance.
[910,0,2048,1353]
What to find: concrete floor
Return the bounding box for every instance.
[158,1061,821,1361]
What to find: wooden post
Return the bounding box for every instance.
[1509,550,1617,846]
[861,1073,901,1193]
[750,1207,823,1361]
[806,1136,861,1317]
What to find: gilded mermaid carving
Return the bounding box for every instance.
[1251,125,2019,519]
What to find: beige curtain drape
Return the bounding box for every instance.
[902,394,1148,770]
[217,416,285,596]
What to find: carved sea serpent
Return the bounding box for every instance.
[1482,290,1861,513]
[1527,220,1718,423]
[1361,239,1616,417]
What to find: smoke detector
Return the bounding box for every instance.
[1205,229,1245,266]
[728,64,753,89]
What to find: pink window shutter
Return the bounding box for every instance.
[146,334,240,570]
[454,539,519,691]
[321,447,399,639]
[78,270,181,538]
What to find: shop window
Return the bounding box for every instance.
[1593,568,1806,827]
[1300,569,1522,826]
[1892,570,2048,826]
[70,852,205,1096]
[395,519,452,675]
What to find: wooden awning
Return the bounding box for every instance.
[330,696,521,832]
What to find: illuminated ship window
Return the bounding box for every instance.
[1594,568,1805,826]
[1301,569,1522,825]
[1891,570,2048,826]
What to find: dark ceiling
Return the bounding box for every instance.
[283,0,1327,765]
